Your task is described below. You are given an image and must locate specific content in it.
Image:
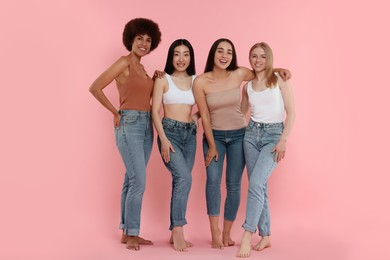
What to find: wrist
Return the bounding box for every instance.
[279,136,287,142]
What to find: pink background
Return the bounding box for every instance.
[1,0,389,259]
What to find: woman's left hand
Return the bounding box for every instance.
[192,114,199,130]
[272,140,286,163]
[153,70,165,80]
[275,68,292,81]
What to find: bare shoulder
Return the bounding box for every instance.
[193,73,208,88]
[236,66,254,81]
[237,66,250,74]
[154,75,168,88]
[116,56,130,66]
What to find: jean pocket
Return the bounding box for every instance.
[123,115,138,125]
[265,127,283,137]
[163,123,175,132]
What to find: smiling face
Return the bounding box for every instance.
[172,45,191,73]
[249,47,266,72]
[131,34,152,57]
[213,41,233,70]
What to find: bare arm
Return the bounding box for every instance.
[191,110,201,129]
[151,77,175,163]
[193,77,218,166]
[272,76,296,162]
[241,83,250,116]
[89,56,128,126]
[237,66,255,81]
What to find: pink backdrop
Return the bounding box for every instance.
[1,0,389,259]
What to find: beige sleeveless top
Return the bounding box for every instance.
[206,87,246,130]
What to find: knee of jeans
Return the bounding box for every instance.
[131,177,146,193]
[177,174,192,188]
[207,170,222,184]
[248,182,266,196]
[207,178,221,187]
[226,181,241,192]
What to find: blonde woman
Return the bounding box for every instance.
[237,42,295,257]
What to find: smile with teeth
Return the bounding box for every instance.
[219,59,228,64]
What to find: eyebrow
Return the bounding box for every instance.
[137,34,151,39]
[174,50,190,53]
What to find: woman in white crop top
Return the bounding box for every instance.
[237,42,295,258]
[152,39,199,252]
[193,38,291,249]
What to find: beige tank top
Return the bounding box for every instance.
[206,87,247,130]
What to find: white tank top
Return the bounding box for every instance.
[247,81,285,123]
[163,74,195,105]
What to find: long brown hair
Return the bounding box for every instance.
[249,42,277,88]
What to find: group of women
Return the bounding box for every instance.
[89,18,295,258]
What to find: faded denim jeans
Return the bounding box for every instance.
[158,118,197,230]
[203,128,246,221]
[242,119,283,236]
[115,110,153,236]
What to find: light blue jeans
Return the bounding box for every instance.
[158,118,197,230]
[203,128,246,221]
[115,110,153,236]
[242,120,283,236]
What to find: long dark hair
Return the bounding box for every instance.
[164,39,196,75]
[204,38,238,73]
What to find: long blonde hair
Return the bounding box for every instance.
[249,42,277,88]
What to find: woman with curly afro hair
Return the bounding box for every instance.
[89,18,161,251]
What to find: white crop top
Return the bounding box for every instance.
[163,74,196,105]
[247,81,285,123]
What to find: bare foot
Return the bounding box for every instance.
[223,232,235,246]
[121,234,153,245]
[170,234,193,247]
[137,236,153,245]
[171,227,188,252]
[126,236,140,251]
[237,231,252,258]
[211,228,224,249]
[253,236,271,251]
[223,220,235,246]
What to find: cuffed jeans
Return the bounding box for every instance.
[242,120,283,236]
[115,110,153,236]
[203,128,246,221]
[158,118,197,230]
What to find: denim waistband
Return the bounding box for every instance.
[212,127,246,135]
[247,119,283,129]
[118,109,151,117]
[162,117,195,129]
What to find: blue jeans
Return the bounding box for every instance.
[203,128,246,221]
[115,110,154,236]
[158,118,197,230]
[242,120,283,236]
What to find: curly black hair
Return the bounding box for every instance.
[122,18,162,52]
